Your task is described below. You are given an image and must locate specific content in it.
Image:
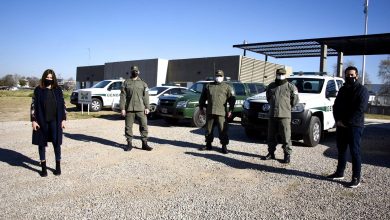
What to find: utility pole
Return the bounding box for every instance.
[362,0,369,85]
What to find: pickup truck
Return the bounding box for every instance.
[157,80,266,127]
[241,72,344,147]
[70,79,124,112]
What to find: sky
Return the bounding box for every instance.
[0,0,389,83]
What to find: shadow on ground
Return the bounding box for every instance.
[186,151,328,182]
[0,147,54,174]
[64,132,124,149]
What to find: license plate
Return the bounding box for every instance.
[258,112,269,119]
[161,108,168,114]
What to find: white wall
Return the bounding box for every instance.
[156,59,169,86]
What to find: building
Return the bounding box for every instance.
[76,55,290,89]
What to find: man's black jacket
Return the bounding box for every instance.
[333,81,369,127]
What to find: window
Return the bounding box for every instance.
[336,80,344,90]
[92,80,111,88]
[232,83,246,96]
[190,82,206,93]
[326,80,337,93]
[288,78,324,94]
[108,82,122,90]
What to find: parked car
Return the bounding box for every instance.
[157,79,266,127]
[241,72,344,147]
[112,85,188,119]
[70,79,124,112]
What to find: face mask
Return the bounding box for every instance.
[131,71,139,78]
[215,76,223,83]
[44,79,53,87]
[276,75,286,80]
[345,76,356,84]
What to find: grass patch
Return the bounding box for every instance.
[366,114,390,120]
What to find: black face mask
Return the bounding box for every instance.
[131,71,139,78]
[44,79,53,87]
[345,76,356,85]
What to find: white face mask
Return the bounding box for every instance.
[276,75,286,80]
[215,76,223,83]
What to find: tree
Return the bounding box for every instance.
[27,76,40,88]
[1,74,18,87]
[378,56,390,95]
[19,78,27,87]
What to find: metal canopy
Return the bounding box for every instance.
[233,33,390,58]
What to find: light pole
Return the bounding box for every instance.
[362,0,369,85]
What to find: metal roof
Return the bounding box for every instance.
[233,33,390,58]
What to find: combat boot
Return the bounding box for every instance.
[53,160,61,176]
[40,161,48,177]
[142,141,153,151]
[124,141,133,151]
[263,153,275,160]
[199,142,212,151]
[221,144,228,154]
[283,154,291,164]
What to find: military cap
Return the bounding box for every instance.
[215,70,224,76]
[276,68,287,75]
[131,65,139,72]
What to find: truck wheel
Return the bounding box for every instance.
[303,116,321,147]
[90,98,102,112]
[192,107,206,128]
[148,104,158,120]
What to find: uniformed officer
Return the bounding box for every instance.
[263,68,299,163]
[198,70,236,154]
[120,65,152,151]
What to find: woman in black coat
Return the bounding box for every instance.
[31,69,66,177]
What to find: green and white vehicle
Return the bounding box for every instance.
[241,72,344,147]
[157,80,266,127]
[70,79,124,112]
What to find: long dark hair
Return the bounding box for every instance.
[39,69,59,88]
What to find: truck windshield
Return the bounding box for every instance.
[149,87,168,96]
[92,80,111,88]
[189,82,207,93]
[288,78,324,94]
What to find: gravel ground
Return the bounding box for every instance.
[0,117,389,219]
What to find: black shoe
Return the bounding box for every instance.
[283,154,290,164]
[199,142,212,151]
[347,178,361,188]
[326,173,344,180]
[142,141,153,151]
[263,153,275,160]
[221,145,228,154]
[40,161,48,177]
[124,141,133,151]
[53,160,61,176]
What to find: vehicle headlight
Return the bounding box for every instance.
[291,103,305,112]
[243,100,250,110]
[176,101,188,108]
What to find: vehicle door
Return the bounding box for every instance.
[106,81,123,106]
[323,79,338,130]
[230,83,246,111]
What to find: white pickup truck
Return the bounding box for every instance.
[70,79,124,112]
[241,72,344,147]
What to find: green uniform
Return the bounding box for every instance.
[120,78,149,142]
[199,82,236,145]
[266,80,299,155]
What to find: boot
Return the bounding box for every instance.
[124,141,133,151]
[53,160,61,176]
[221,144,228,154]
[40,161,48,177]
[283,154,291,164]
[199,142,212,151]
[142,141,153,151]
[263,153,275,160]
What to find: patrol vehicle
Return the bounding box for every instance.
[157,79,266,127]
[241,72,344,147]
[70,79,124,112]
